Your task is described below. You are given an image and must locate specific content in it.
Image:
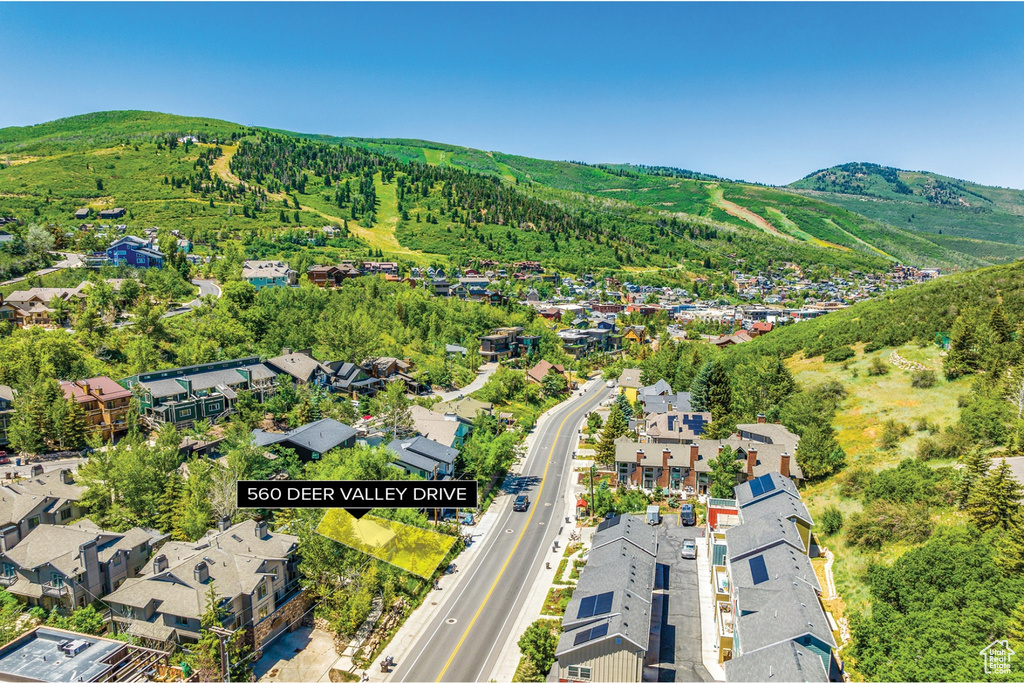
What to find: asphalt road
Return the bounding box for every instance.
[393,381,611,683]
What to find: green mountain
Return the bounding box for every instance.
[789,162,1024,263]
[0,111,992,277]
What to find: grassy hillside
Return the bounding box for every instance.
[0,111,980,275]
[344,139,979,270]
[790,162,1024,261]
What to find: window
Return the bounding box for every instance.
[270,567,279,582]
[27,517,39,529]
[257,583,268,599]
[176,615,189,626]
[567,665,592,680]
[258,606,268,620]
[112,554,121,566]
[180,409,192,417]
[2,563,14,578]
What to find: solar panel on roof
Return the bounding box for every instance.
[594,592,614,616]
[596,516,621,533]
[758,473,776,493]
[578,595,598,618]
[749,477,764,497]
[573,623,611,646]
[749,555,770,585]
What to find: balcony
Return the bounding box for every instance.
[716,602,734,639]
[42,581,69,598]
[0,575,16,587]
[713,566,730,603]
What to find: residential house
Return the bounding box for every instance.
[478,327,540,361]
[0,626,169,683]
[0,296,16,327]
[710,331,754,348]
[527,359,565,385]
[74,208,91,220]
[615,421,802,494]
[0,522,159,611]
[431,397,494,422]
[387,436,459,479]
[0,385,13,447]
[327,362,382,398]
[123,357,278,429]
[105,520,305,654]
[0,231,12,244]
[716,475,842,679]
[361,357,425,394]
[252,418,357,461]
[59,377,133,441]
[617,369,643,403]
[105,236,164,269]
[622,326,647,345]
[98,208,126,220]
[555,514,658,683]
[266,349,333,388]
[307,265,342,288]
[242,260,297,290]
[409,406,472,449]
[641,411,711,444]
[0,469,85,548]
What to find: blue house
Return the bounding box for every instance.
[105,236,164,269]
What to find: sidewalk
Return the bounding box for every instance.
[696,536,726,681]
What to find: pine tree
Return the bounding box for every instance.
[690,361,713,412]
[191,583,251,681]
[691,359,731,420]
[996,511,1024,574]
[708,445,744,498]
[157,474,184,534]
[613,392,633,419]
[595,404,629,465]
[967,458,1023,530]
[944,315,978,380]
[990,304,1012,345]
[956,447,991,508]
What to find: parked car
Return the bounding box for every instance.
[605,380,615,388]
[680,504,696,526]
[513,495,530,512]
[0,455,9,465]
[681,539,697,560]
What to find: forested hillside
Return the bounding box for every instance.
[791,162,1024,263]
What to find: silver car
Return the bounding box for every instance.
[681,539,697,560]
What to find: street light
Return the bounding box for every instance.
[589,464,597,521]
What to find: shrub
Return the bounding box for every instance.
[880,419,911,450]
[819,506,844,535]
[846,501,934,550]
[916,436,941,461]
[840,467,874,498]
[824,346,856,363]
[913,417,940,434]
[863,340,883,353]
[911,369,937,388]
[867,356,890,376]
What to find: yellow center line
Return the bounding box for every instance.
[435,388,602,681]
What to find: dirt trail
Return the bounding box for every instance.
[706,184,788,238]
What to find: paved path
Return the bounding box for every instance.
[0,251,86,287]
[374,380,610,683]
[655,523,714,682]
[159,278,222,319]
[434,362,498,403]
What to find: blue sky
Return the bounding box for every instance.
[2,2,1023,187]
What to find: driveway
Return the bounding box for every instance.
[255,625,340,682]
[651,520,713,682]
[435,362,497,402]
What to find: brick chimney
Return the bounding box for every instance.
[746,447,758,476]
[662,449,672,469]
[780,452,791,478]
[635,449,644,464]
[689,444,699,469]
[756,413,767,424]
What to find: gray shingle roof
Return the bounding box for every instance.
[725,640,828,683]
[252,418,356,454]
[734,581,836,655]
[618,368,643,388]
[140,362,275,399]
[266,352,330,383]
[725,515,806,561]
[735,472,800,508]
[740,493,813,528]
[642,392,693,414]
[386,436,459,468]
[728,543,820,593]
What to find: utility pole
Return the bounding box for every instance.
[589,464,597,521]
[210,626,235,683]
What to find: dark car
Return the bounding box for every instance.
[680,504,696,526]
[513,495,530,511]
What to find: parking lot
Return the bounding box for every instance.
[649,515,713,682]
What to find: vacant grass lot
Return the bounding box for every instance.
[787,342,971,622]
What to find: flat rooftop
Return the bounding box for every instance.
[0,627,124,682]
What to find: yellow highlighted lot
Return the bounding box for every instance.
[316,509,456,578]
